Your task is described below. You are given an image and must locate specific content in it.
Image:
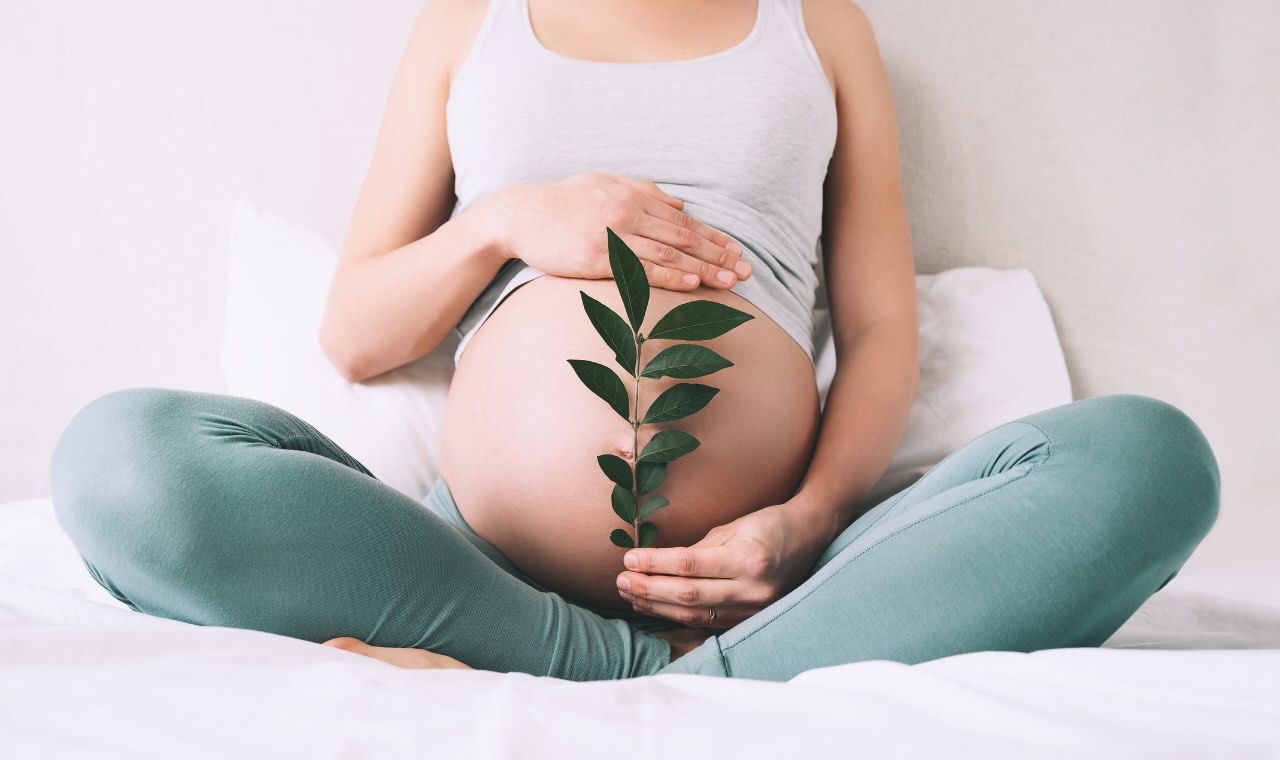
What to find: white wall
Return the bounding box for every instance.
[2,1,1277,604]
[1,0,421,499]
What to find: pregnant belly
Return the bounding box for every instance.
[438,273,821,612]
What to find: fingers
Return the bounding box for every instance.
[617,571,739,605]
[618,568,776,606]
[598,174,753,291]
[614,232,708,291]
[619,231,749,293]
[604,174,754,290]
[622,590,760,628]
[634,215,748,290]
[623,545,741,579]
[637,190,742,255]
[618,567,771,628]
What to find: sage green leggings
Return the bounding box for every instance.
[48,388,1219,682]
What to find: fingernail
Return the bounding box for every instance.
[683,274,699,286]
[717,270,733,284]
[617,575,631,591]
[729,241,743,254]
[624,553,638,569]
[735,260,751,277]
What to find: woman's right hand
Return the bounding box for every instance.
[486,172,753,291]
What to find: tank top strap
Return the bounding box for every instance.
[449,0,524,94]
[486,0,526,51]
[772,0,829,80]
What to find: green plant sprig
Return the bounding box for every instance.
[567,228,754,550]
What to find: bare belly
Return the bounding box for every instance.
[438,273,821,612]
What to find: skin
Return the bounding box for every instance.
[320,0,918,670]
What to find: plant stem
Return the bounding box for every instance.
[631,332,643,544]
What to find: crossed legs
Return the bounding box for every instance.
[49,388,1219,682]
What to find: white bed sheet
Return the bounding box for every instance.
[4,496,1279,758]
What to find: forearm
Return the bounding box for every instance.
[319,196,510,383]
[788,320,920,543]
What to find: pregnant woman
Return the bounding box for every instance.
[49,0,1221,681]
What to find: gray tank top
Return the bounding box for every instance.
[445,0,837,367]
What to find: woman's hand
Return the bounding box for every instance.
[615,502,836,629]
[488,172,753,292]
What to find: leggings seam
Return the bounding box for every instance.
[723,419,1055,656]
[822,417,1051,549]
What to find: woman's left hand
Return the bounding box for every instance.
[616,501,835,629]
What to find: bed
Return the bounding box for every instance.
[4,0,1277,756]
[4,494,1280,757]
[10,232,1280,755]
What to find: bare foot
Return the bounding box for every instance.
[321,637,473,670]
[654,627,714,663]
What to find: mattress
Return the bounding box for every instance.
[4,495,1279,758]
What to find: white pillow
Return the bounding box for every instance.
[222,200,1072,506]
[812,265,1073,511]
[221,200,455,501]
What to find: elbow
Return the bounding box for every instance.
[334,358,367,385]
[318,315,367,384]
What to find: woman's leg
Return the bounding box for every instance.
[657,393,1221,681]
[48,387,671,680]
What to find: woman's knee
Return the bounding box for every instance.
[49,387,217,560]
[52,387,178,493]
[1078,393,1221,549]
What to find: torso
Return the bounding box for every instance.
[436,0,836,611]
[438,275,820,610]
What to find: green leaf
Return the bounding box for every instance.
[636,460,667,495]
[638,522,659,548]
[640,344,733,379]
[597,454,633,490]
[580,291,636,373]
[610,529,635,548]
[611,485,637,523]
[637,494,670,521]
[607,227,649,333]
[647,301,754,341]
[639,430,701,463]
[641,383,719,424]
[567,359,631,422]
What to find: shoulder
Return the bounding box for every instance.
[406,0,495,90]
[798,0,885,95]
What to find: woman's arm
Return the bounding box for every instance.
[319,0,508,384]
[787,0,920,544]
